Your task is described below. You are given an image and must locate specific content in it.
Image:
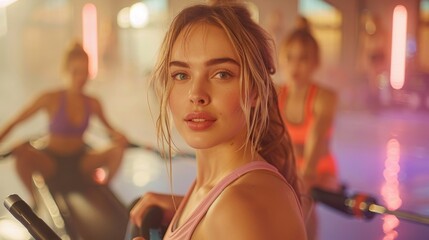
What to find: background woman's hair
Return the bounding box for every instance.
[295,15,312,32]
[150,3,300,197]
[63,41,89,70]
[281,19,320,66]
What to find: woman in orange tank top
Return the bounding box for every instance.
[277,19,340,240]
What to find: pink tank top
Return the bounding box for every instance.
[163,161,300,240]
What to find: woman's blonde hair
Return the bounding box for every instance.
[151,3,299,196]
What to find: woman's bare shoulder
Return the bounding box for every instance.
[313,84,338,113]
[78,94,101,111]
[313,83,337,99]
[35,90,63,104]
[201,170,306,240]
[228,170,301,208]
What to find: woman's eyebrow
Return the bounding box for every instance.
[169,61,189,68]
[169,57,240,68]
[205,58,240,67]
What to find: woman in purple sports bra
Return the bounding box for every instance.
[130,2,306,240]
[0,42,128,198]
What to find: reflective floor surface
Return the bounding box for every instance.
[318,110,429,240]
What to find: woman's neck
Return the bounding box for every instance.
[194,146,262,190]
[287,80,312,93]
[65,88,84,96]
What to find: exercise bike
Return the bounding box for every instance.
[1,136,194,240]
[0,141,129,239]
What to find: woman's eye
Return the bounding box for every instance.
[172,73,188,81]
[214,71,231,79]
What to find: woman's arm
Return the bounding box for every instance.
[130,192,184,228]
[0,93,49,142]
[302,88,337,186]
[89,97,128,144]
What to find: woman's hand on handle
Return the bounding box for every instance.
[130,192,184,228]
[109,130,128,146]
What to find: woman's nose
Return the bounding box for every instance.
[188,81,210,105]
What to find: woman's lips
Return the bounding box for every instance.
[184,112,216,131]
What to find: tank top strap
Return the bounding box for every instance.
[167,161,285,239]
[58,91,67,111]
[49,92,67,125]
[83,95,91,114]
[305,84,318,117]
[277,86,287,112]
[198,161,283,211]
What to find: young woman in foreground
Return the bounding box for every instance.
[130,3,306,240]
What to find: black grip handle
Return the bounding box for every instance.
[4,194,61,240]
[127,200,165,240]
[311,187,350,215]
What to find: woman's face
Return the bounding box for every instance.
[168,23,247,150]
[279,40,318,85]
[67,57,89,91]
